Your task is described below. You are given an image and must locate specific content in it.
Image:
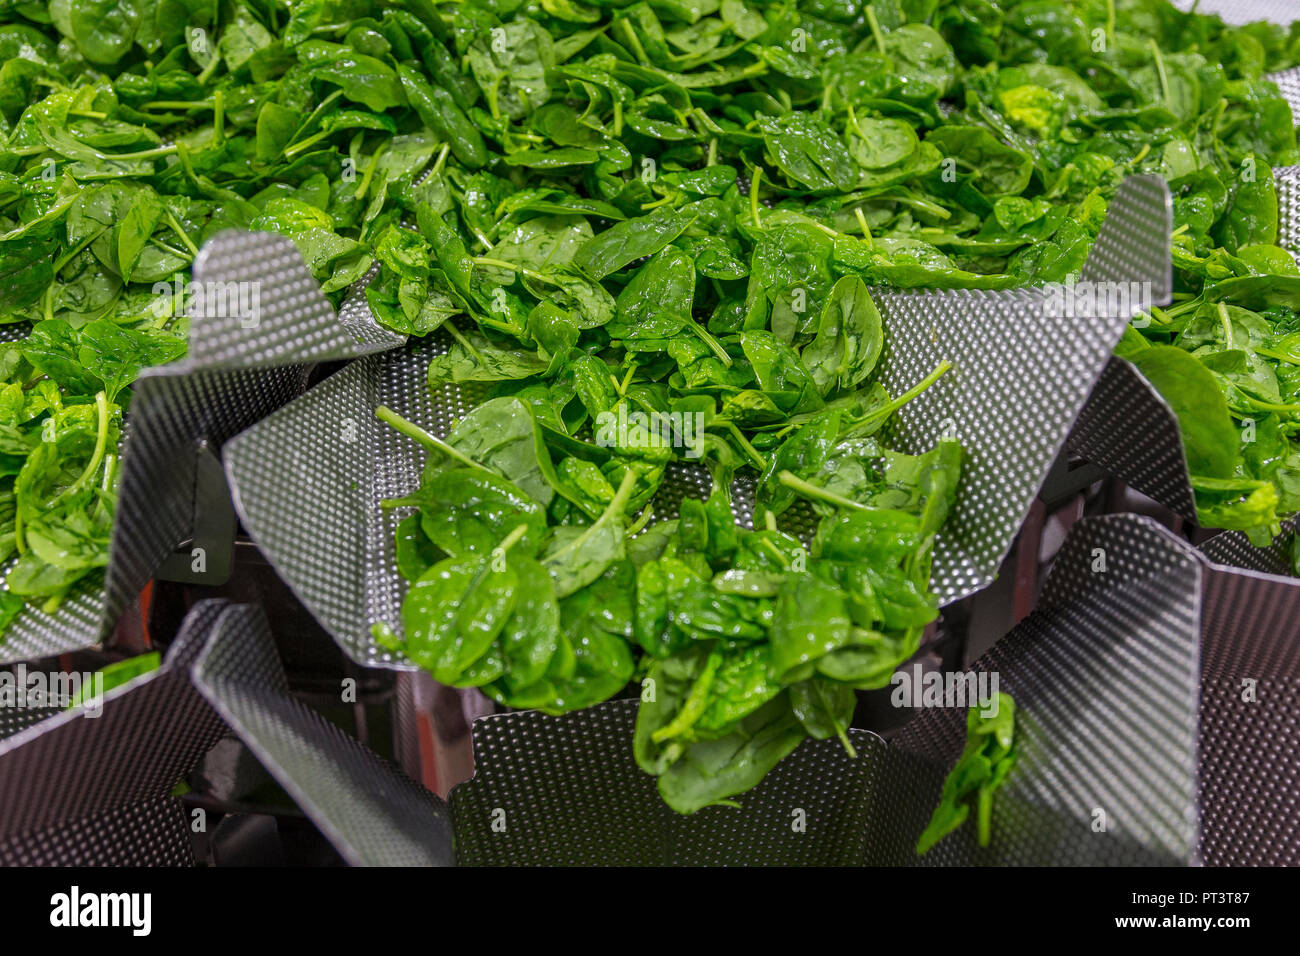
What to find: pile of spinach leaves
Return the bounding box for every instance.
[4,0,1300,806]
[378,355,963,811]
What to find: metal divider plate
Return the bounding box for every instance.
[1178,0,1300,29]
[453,699,890,866]
[1276,165,1300,261]
[1071,162,1300,525]
[1067,357,1197,522]
[190,602,454,867]
[0,798,193,867]
[0,600,228,865]
[1195,519,1300,865]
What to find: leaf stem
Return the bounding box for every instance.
[197,49,221,85]
[619,362,638,394]
[758,536,791,568]
[95,452,117,522]
[430,142,451,178]
[374,405,487,471]
[472,256,544,281]
[52,391,111,507]
[854,207,874,250]
[141,100,215,111]
[1149,39,1171,107]
[1235,393,1300,414]
[842,359,953,437]
[865,5,887,52]
[1216,301,1234,347]
[546,469,639,564]
[497,523,530,554]
[444,320,486,363]
[721,421,767,470]
[110,145,179,161]
[165,210,199,257]
[213,89,225,146]
[283,130,332,159]
[777,471,880,512]
[1253,345,1300,366]
[354,139,388,200]
[627,504,654,536]
[651,648,723,743]
[686,316,733,368]
[283,90,344,157]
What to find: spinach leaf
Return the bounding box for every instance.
[917,693,1017,854]
[802,276,884,394]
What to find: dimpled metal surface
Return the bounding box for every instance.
[1195,520,1300,865]
[0,600,227,865]
[191,602,453,866]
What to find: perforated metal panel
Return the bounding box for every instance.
[880,178,1171,603]
[1199,518,1297,576]
[451,699,875,865]
[0,798,193,867]
[0,231,403,665]
[226,176,1171,666]
[185,233,403,369]
[875,185,1171,602]
[938,516,1201,865]
[0,701,63,742]
[191,603,453,866]
[1195,519,1300,866]
[1078,176,1175,294]
[1276,166,1300,261]
[0,600,227,865]
[450,698,1180,866]
[226,348,432,668]
[1178,0,1300,26]
[0,585,107,670]
[1196,673,1300,866]
[1069,358,1196,522]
